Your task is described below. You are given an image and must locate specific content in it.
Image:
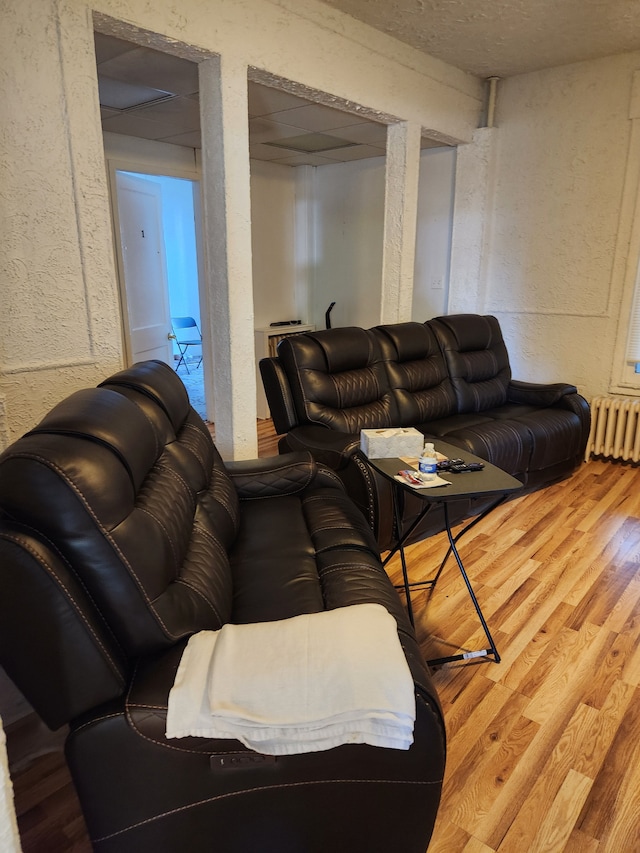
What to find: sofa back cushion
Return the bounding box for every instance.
[277,327,399,433]
[373,322,458,426]
[0,364,239,664]
[429,315,511,413]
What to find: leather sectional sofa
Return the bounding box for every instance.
[261,314,590,550]
[0,361,446,853]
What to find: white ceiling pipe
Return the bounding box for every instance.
[486,76,500,128]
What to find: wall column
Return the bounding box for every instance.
[199,56,257,459]
[380,121,422,323]
[448,126,498,314]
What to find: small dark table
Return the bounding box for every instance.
[369,442,523,666]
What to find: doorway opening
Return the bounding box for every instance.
[112,169,207,418]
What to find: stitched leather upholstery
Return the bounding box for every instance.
[261,315,590,550]
[0,360,445,853]
[429,314,512,412]
[277,327,398,432]
[373,322,458,425]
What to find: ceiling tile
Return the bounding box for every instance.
[94,37,399,163]
[94,32,136,64]
[267,152,337,166]
[267,103,370,132]
[250,142,297,161]
[248,117,311,144]
[318,144,387,162]
[98,76,172,110]
[101,112,185,141]
[98,46,199,96]
[135,95,201,128]
[323,121,387,146]
[264,132,358,153]
[248,84,312,117]
[160,130,203,148]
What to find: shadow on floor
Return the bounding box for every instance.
[175,359,206,420]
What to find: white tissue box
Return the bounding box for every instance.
[360,427,424,459]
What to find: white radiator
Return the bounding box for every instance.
[585,396,640,462]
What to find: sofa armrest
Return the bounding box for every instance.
[259,357,299,434]
[283,426,394,548]
[226,451,317,499]
[285,425,361,471]
[507,379,578,407]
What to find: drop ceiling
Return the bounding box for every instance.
[96,1,640,163]
[95,33,401,165]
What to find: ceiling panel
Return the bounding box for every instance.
[94,32,396,165]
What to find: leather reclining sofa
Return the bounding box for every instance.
[0,361,445,853]
[261,314,590,550]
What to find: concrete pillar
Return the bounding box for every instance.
[199,56,257,459]
[380,121,422,323]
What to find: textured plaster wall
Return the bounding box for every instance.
[412,146,456,321]
[250,161,298,328]
[450,52,640,399]
[310,155,386,331]
[1,0,123,446]
[0,0,481,453]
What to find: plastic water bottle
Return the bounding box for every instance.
[419,442,437,480]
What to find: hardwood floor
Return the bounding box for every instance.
[5,426,640,852]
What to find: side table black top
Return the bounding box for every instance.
[367,441,523,667]
[368,440,523,502]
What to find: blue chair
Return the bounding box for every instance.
[171,316,202,373]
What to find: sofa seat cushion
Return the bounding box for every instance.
[417,413,532,478]
[419,401,583,481]
[229,477,407,628]
[486,405,584,471]
[230,495,324,623]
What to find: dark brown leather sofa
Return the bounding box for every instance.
[260,314,590,550]
[0,360,445,853]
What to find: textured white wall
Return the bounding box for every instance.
[412,146,457,321]
[250,161,298,328]
[0,0,481,452]
[310,156,387,331]
[450,52,640,398]
[1,0,123,446]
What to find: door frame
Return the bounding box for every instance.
[106,157,205,367]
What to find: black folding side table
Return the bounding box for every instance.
[368,443,523,667]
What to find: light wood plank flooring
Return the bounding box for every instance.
[5,426,640,852]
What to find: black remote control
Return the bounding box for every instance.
[448,462,484,473]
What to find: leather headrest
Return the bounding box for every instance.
[375,322,439,362]
[432,314,499,352]
[308,327,375,374]
[98,360,191,433]
[27,388,159,491]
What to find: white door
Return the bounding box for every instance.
[114,171,174,365]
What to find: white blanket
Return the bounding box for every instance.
[166,603,415,755]
[0,716,22,853]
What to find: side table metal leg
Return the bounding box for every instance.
[427,503,500,667]
[393,495,415,627]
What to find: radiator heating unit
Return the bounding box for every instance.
[585,396,640,463]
